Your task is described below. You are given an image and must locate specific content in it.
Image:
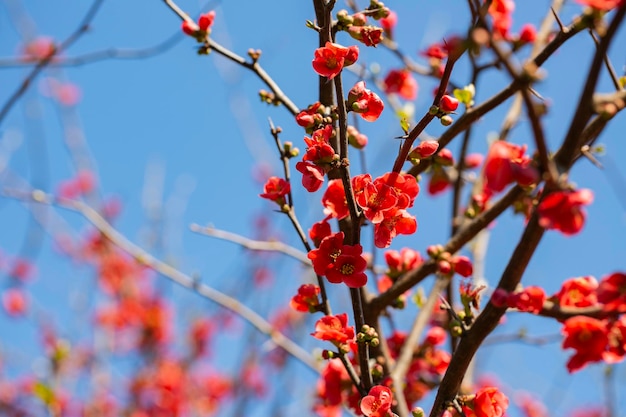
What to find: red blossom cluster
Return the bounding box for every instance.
[353,172,419,248]
[290,283,321,313]
[314,358,361,417]
[463,387,510,417]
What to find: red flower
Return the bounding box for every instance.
[322,179,349,220]
[360,385,393,417]
[555,276,598,308]
[308,232,368,287]
[312,42,359,80]
[308,232,346,276]
[596,272,626,313]
[424,326,447,346]
[296,102,324,130]
[374,208,417,248]
[383,69,418,100]
[197,11,216,31]
[348,81,384,122]
[605,316,626,363]
[354,178,398,224]
[290,284,321,313]
[325,245,368,288]
[296,161,325,192]
[428,166,452,195]
[421,43,448,60]
[507,286,546,314]
[483,141,538,195]
[348,26,384,47]
[562,316,609,372]
[303,125,337,166]
[472,387,509,417]
[451,256,473,278]
[312,313,355,349]
[182,10,216,37]
[489,0,515,40]
[380,10,397,35]
[576,0,625,10]
[537,189,593,235]
[2,289,27,317]
[259,177,290,206]
[347,125,368,149]
[385,247,423,277]
[518,24,537,44]
[377,172,419,209]
[309,218,332,248]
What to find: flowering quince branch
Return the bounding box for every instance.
[408,14,586,179]
[3,187,319,372]
[368,185,524,314]
[391,44,465,174]
[0,0,105,127]
[162,0,300,116]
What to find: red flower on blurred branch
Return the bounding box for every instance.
[537,189,593,235]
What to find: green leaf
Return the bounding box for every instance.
[453,83,475,106]
[400,117,410,134]
[412,286,425,308]
[33,381,55,406]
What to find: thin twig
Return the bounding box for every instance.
[162,0,299,116]
[189,223,311,266]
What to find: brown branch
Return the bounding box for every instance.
[428,215,545,417]
[553,5,626,171]
[162,0,300,116]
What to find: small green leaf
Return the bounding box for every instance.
[412,287,425,308]
[453,83,475,107]
[400,117,410,134]
[33,381,55,406]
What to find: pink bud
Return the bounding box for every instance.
[197,11,215,31]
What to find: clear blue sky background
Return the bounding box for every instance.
[1,0,625,416]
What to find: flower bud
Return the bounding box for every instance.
[440,115,453,126]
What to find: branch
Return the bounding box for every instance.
[553,5,626,170]
[162,0,300,116]
[189,223,311,266]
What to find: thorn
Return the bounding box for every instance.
[551,7,565,32]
